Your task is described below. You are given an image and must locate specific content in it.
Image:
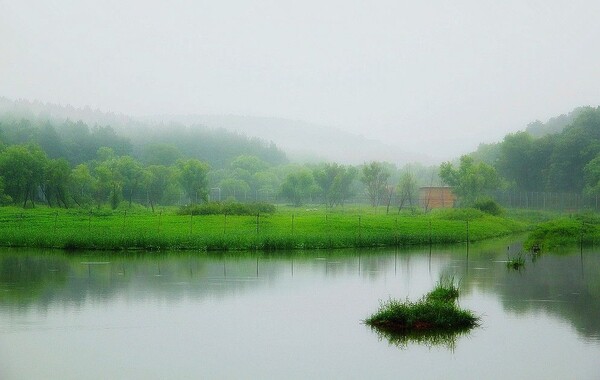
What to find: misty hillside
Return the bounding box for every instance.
[0,97,287,168]
[147,115,432,165]
[525,106,592,137]
[1,97,430,165]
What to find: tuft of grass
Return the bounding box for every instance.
[365,278,479,345]
[365,298,478,331]
[506,256,525,270]
[425,277,460,303]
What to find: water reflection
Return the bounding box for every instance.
[0,241,599,342]
[368,325,473,351]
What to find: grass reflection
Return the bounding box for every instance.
[368,325,473,351]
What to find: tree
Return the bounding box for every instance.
[280,169,318,206]
[397,171,418,211]
[177,159,210,204]
[116,156,146,207]
[361,161,390,207]
[439,155,501,206]
[583,155,600,196]
[496,132,534,191]
[0,177,12,205]
[230,155,269,174]
[253,170,280,202]
[70,163,94,206]
[42,158,71,208]
[146,165,177,211]
[141,143,182,166]
[0,144,48,207]
[546,108,600,192]
[220,178,250,201]
[313,163,357,207]
[94,156,122,209]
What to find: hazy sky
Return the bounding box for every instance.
[2,0,600,161]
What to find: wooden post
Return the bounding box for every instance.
[256,212,260,235]
[158,210,162,235]
[53,211,58,235]
[429,219,432,247]
[358,216,362,245]
[466,219,470,254]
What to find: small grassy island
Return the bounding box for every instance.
[365,279,479,347]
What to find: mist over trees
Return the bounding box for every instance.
[0,101,441,210]
[464,106,600,203]
[4,98,600,211]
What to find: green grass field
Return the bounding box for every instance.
[0,204,528,251]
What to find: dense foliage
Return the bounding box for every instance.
[0,103,439,210]
[473,106,600,195]
[4,98,600,213]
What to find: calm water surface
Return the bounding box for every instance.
[1,238,599,379]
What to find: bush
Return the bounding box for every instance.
[178,201,276,216]
[473,198,502,216]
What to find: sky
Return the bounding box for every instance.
[2,0,600,161]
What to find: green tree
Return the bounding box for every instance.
[177,159,210,204]
[146,165,177,211]
[42,158,71,208]
[496,132,535,191]
[397,171,418,211]
[361,161,390,207]
[116,156,146,207]
[141,143,182,166]
[439,155,501,206]
[583,155,600,196]
[70,163,94,206]
[280,169,319,206]
[253,170,280,202]
[546,109,600,192]
[0,177,13,205]
[313,163,357,207]
[0,144,48,207]
[230,155,269,174]
[220,178,250,201]
[93,151,122,209]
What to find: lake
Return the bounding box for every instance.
[1,237,599,379]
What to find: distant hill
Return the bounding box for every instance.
[146,114,433,165]
[1,97,431,165]
[0,97,288,168]
[525,106,593,137]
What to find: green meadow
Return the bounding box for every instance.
[0,204,529,252]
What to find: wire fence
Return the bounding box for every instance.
[486,190,600,212]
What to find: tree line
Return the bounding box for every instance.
[439,106,600,206]
[0,115,439,210]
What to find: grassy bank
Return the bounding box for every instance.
[0,204,528,251]
[524,214,600,250]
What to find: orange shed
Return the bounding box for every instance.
[419,187,456,209]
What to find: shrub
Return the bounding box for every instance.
[178,201,276,216]
[473,198,503,216]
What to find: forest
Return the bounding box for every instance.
[0,100,437,210]
[1,98,600,211]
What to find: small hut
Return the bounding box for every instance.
[419,186,456,209]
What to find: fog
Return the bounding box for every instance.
[2,0,600,162]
